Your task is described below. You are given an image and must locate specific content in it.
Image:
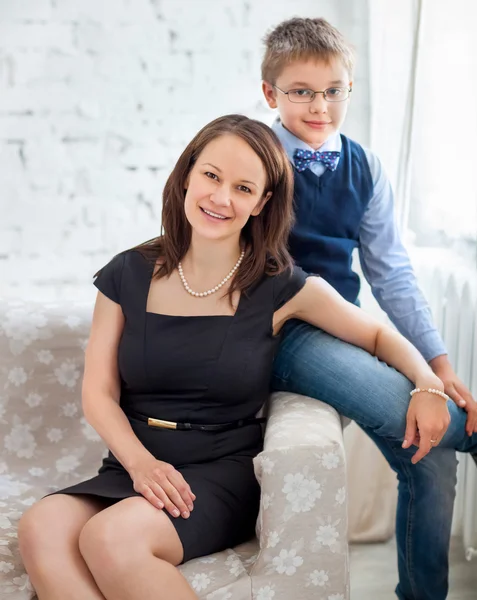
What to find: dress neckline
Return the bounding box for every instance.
[144,256,246,319]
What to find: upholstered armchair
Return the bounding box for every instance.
[0,299,349,599]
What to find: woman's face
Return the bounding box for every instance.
[184,134,270,243]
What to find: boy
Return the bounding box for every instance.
[261,17,477,600]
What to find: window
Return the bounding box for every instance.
[408,0,477,253]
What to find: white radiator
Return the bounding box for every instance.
[416,255,477,560]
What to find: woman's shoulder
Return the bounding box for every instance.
[270,264,309,310]
[93,248,155,305]
[97,248,151,275]
[250,264,308,311]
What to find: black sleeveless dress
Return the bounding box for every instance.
[55,250,307,562]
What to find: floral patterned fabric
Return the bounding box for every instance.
[0,299,349,599]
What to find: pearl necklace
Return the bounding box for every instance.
[178,250,245,298]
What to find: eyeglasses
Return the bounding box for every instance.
[273,85,352,103]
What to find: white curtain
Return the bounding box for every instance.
[409,1,477,248]
[354,0,477,556]
[368,0,477,250]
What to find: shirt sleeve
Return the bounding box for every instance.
[273,265,309,311]
[93,252,126,305]
[358,149,447,361]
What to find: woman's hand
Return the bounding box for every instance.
[129,455,196,518]
[402,393,451,464]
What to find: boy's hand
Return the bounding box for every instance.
[430,354,477,436]
[403,393,451,464]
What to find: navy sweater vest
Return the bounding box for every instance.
[288,135,374,304]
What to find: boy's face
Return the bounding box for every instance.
[262,58,352,149]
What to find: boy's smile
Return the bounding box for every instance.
[263,58,352,150]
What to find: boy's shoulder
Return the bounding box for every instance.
[341,133,371,157]
[341,135,387,186]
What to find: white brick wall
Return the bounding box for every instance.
[0,0,369,300]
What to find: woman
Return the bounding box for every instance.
[18,115,450,600]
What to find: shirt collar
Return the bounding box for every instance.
[271,119,342,165]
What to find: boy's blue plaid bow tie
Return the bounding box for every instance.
[293,148,340,172]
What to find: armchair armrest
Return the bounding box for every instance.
[252,391,349,599]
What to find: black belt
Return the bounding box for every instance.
[126,409,266,432]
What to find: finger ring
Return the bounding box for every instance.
[430,438,438,444]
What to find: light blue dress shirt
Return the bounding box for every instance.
[272,120,446,362]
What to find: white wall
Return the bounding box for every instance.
[0,0,370,300]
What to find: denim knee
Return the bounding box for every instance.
[273,320,413,441]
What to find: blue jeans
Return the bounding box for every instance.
[272,321,477,600]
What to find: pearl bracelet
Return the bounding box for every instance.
[410,387,449,401]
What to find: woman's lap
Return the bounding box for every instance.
[49,452,260,564]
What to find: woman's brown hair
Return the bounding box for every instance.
[133,114,295,299]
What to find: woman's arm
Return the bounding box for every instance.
[274,277,451,463]
[82,292,195,515]
[276,277,441,388]
[82,292,151,472]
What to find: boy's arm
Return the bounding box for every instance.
[359,150,475,420]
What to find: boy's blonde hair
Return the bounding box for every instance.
[261,17,355,84]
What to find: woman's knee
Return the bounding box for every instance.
[18,504,47,562]
[18,495,97,565]
[79,497,183,570]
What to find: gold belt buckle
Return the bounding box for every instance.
[147,418,177,430]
